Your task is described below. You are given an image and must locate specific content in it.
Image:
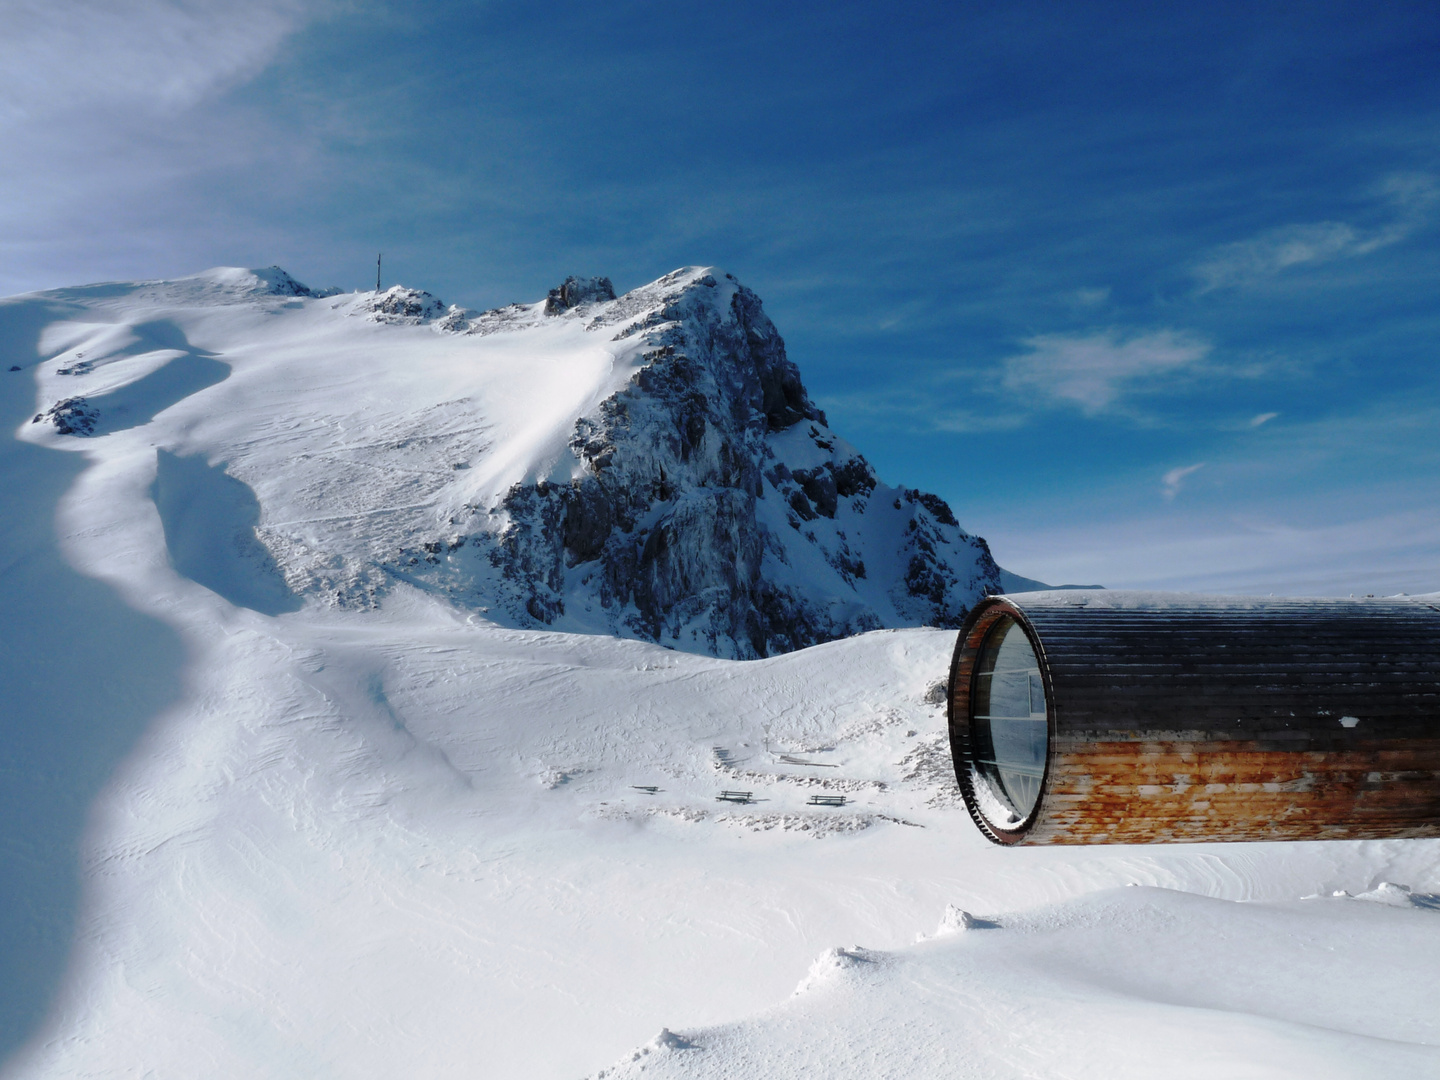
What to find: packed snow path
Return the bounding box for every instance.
[0,268,1437,1078]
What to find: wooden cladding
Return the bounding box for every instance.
[947,593,1440,845]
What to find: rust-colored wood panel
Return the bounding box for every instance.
[1027,738,1440,844]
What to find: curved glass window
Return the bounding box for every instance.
[972,616,1048,822]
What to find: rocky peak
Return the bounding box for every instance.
[393,266,1002,659]
[545,275,617,314]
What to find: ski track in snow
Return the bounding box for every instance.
[0,268,1437,1079]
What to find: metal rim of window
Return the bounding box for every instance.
[950,605,1054,843]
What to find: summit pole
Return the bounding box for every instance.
[376,253,382,292]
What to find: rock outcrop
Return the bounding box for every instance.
[394,268,1001,658]
[545,275,617,313]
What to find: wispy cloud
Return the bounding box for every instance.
[1068,286,1110,307]
[836,324,1249,434]
[1001,329,1212,413]
[0,0,335,293]
[1193,173,1438,292]
[1250,411,1279,427]
[0,0,321,123]
[1161,462,1204,500]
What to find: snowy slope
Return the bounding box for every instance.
[0,267,1437,1079]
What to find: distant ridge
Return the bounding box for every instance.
[998,569,1104,593]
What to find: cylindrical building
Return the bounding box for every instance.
[947,592,1440,845]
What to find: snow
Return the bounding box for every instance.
[1,267,1437,1079]
[592,887,1440,1079]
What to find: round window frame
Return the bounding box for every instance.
[947,599,1055,845]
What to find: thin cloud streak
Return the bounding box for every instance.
[0,0,322,122]
[1193,173,1439,292]
[1161,462,1204,500]
[1002,329,1212,413]
[822,322,1280,437]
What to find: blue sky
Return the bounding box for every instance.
[5,0,1439,593]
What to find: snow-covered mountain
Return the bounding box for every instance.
[3,266,1437,1080]
[19,264,1001,658]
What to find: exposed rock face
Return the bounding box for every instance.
[249,265,341,299]
[364,285,448,323]
[33,396,99,435]
[33,397,100,434]
[395,267,1002,659]
[545,275,617,314]
[251,266,317,297]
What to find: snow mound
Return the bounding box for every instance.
[790,945,884,997]
[1349,881,1440,910]
[592,887,1440,1079]
[933,902,979,934]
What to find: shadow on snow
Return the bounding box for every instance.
[152,450,302,616]
[0,300,187,1068]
